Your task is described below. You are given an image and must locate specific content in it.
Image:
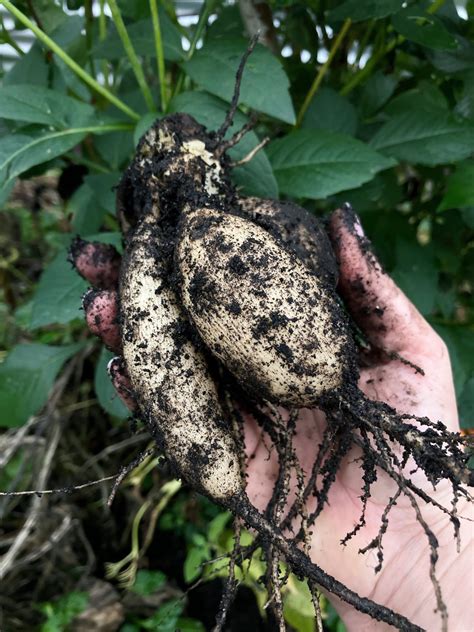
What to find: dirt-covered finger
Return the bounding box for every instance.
[69,237,121,289]
[329,205,435,357]
[83,288,121,352]
[107,356,137,411]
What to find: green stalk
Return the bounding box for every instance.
[149,0,167,111]
[296,18,352,127]
[171,0,215,102]
[107,0,155,111]
[0,15,25,55]
[98,0,110,90]
[354,19,375,66]
[98,0,107,40]
[340,35,401,96]
[187,0,215,60]
[340,0,446,96]
[65,154,111,174]
[84,0,96,76]
[0,0,140,121]
[426,0,446,14]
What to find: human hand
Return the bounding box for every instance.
[245,207,472,631]
[71,207,473,631]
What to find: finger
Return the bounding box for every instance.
[69,237,121,289]
[329,205,436,357]
[83,288,121,352]
[107,356,137,411]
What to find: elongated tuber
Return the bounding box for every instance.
[176,205,354,406]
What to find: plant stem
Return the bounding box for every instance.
[0,0,140,121]
[98,0,107,40]
[149,0,167,111]
[427,0,446,14]
[65,153,111,174]
[107,0,155,112]
[354,19,375,66]
[84,0,96,76]
[171,0,215,103]
[340,35,401,96]
[0,15,25,55]
[296,18,352,127]
[187,0,216,60]
[98,0,110,89]
[340,0,446,96]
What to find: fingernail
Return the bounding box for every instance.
[354,214,365,238]
[342,202,365,238]
[107,356,121,377]
[81,287,99,312]
[67,236,89,267]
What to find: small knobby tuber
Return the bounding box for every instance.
[116,109,472,631]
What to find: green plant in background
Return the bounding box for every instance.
[38,592,89,632]
[0,0,473,630]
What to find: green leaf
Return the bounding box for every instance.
[30,250,88,329]
[83,173,121,212]
[0,450,32,491]
[328,0,404,22]
[391,8,458,50]
[117,0,149,18]
[94,131,134,171]
[208,511,231,543]
[267,130,395,199]
[120,625,140,632]
[27,0,68,33]
[283,576,315,632]
[175,618,206,632]
[184,545,208,583]
[384,82,448,116]
[428,37,474,73]
[1,88,77,129]
[459,377,474,429]
[370,110,474,165]
[460,207,474,229]
[131,569,167,596]
[438,161,474,210]
[301,87,358,135]
[207,5,245,39]
[391,239,438,315]
[455,71,474,120]
[141,599,184,631]
[433,325,474,405]
[134,112,160,146]
[323,601,347,632]
[332,171,402,212]
[183,38,295,124]
[0,132,83,191]
[171,91,278,198]
[94,347,129,420]
[39,591,88,632]
[0,84,94,128]
[93,14,183,62]
[4,43,49,87]
[358,72,398,117]
[0,124,129,194]
[70,184,108,236]
[0,343,82,428]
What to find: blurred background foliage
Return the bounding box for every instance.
[0,0,472,629]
